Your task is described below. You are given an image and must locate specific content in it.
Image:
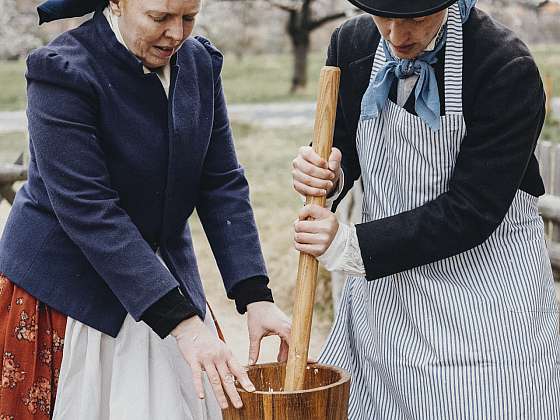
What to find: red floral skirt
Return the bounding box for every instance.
[0,275,66,419]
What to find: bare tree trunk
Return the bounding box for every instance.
[291,36,309,93]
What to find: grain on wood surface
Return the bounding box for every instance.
[284,66,341,392]
[222,362,350,420]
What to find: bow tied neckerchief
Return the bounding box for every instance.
[360,0,477,131]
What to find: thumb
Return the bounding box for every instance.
[248,333,262,366]
[277,339,289,363]
[304,204,329,221]
[328,147,342,172]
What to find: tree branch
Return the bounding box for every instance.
[262,0,300,12]
[308,12,347,30]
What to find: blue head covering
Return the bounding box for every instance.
[37,0,108,24]
[360,0,477,131]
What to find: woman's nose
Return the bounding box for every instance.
[388,21,410,46]
[165,19,184,43]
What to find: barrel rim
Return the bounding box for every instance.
[236,361,351,396]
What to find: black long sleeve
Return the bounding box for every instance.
[328,9,546,280]
[357,55,545,279]
[142,276,273,338]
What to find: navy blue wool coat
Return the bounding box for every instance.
[0,11,267,337]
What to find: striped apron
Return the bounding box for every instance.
[319,4,560,419]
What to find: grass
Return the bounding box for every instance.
[533,44,560,98]
[189,122,334,327]
[0,121,334,361]
[221,52,324,104]
[0,121,334,359]
[1,46,559,107]
[0,132,27,163]
[0,60,26,112]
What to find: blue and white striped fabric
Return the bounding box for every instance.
[319,3,560,419]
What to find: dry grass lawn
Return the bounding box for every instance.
[0,123,335,364]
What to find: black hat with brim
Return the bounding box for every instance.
[348,0,458,17]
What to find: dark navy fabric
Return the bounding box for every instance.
[37,0,107,24]
[0,11,267,337]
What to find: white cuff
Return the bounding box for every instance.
[317,223,366,276]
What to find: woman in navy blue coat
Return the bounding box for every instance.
[0,0,291,418]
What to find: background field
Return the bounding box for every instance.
[1,43,559,361]
[1,46,559,108]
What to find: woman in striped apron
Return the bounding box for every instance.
[292,0,560,418]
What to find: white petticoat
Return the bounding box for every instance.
[52,310,223,420]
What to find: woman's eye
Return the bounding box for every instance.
[182,15,195,22]
[151,15,167,22]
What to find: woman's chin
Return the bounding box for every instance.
[143,56,170,70]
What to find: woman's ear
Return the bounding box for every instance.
[109,0,123,16]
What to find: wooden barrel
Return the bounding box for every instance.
[222,362,350,420]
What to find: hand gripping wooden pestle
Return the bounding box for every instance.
[284,66,341,392]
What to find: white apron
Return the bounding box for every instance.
[52,311,223,420]
[52,254,223,420]
[319,4,560,419]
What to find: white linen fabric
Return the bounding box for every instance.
[317,223,365,276]
[319,3,560,419]
[52,311,223,420]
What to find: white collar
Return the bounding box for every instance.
[103,6,171,96]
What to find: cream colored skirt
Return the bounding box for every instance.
[52,309,223,420]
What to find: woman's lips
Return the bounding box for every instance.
[392,44,415,55]
[154,46,174,58]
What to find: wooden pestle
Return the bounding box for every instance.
[284,66,341,392]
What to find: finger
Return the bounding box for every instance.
[294,231,325,245]
[228,357,255,392]
[294,219,323,234]
[276,323,292,348]
[294,242,323,257]
[277,339,289,363]
[293,179,326,197]
[292,169,334,191]
[204,361,229,409]
[248,333,261,366]
[189,362,206,399]
[298,205,330,222]
[300,146,328,169]
[294,155,334,180]
[217,362,243,409]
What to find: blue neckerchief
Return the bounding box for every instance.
[37,0,107,24]
[360,0,477,131]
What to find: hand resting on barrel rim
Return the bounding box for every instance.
[171,302,291,410]
[171,316,252,410]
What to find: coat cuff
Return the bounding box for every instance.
[140,288,200,339]
[229,276,274,314]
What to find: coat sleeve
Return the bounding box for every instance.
[26,48,183,321]
[326,27,362,212]
[356,55,546,280]
[194,38,269,297]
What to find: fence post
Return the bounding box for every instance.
[545,74,554,117]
